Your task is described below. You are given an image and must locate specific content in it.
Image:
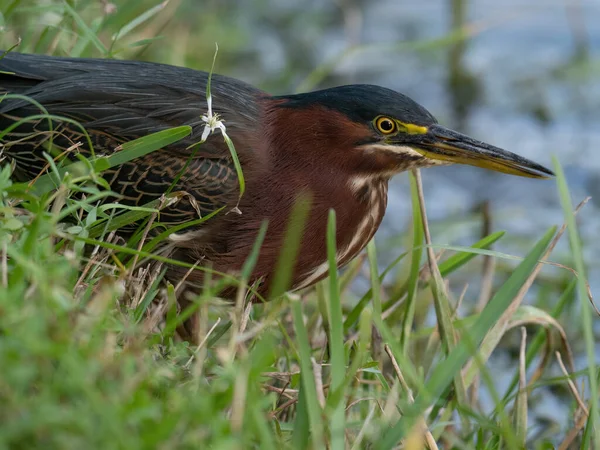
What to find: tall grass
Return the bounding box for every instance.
[0,1,597,448]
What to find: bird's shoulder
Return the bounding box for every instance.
[0,52,265,157]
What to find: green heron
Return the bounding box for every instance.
[0,52,552,334]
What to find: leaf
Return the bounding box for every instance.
[513,327,528,446]
[62,1,109,55]
[109,126,192,167]
[112,1,169,42]
[268,194,312,299]
[222,132,245,202]
[553,156,599,442]
[436,231,506,276]
[3,218,23,231]
[127,36,164,48]
[87,198,162,238]
[326,210,345,450]
[291,299,324,449]
[401,172,424,351]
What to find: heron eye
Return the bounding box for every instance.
[375,117,396,134]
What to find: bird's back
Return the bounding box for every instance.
[0,52,261,107]
[0,52,263,223]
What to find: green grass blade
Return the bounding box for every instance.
[401,171,424,353]
[553,156,599,442]
[414,170,469,427]
[250,403,277,450]
[292,381,311,450]
[366,241,381,320]
[326,209,345,450]
[222,133,245,202]
[512,327,528,446]
[62,1,109,55]
[268,194,312,299]
[291,299,325,448]
[0,39,21,61]
[107,126,192,167]
[111,0,168,42]
[87,199,161,238]
[437,231,506,276]
[240,220,269,280]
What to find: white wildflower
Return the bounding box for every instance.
[200,91,226,143]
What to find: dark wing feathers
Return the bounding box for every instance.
[0,53,263,147]
[0,52,263,224]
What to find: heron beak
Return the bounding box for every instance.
[414,124,554,179]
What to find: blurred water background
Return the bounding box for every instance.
[5,0,600,440]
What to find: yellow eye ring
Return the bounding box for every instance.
[375,117,396,134]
